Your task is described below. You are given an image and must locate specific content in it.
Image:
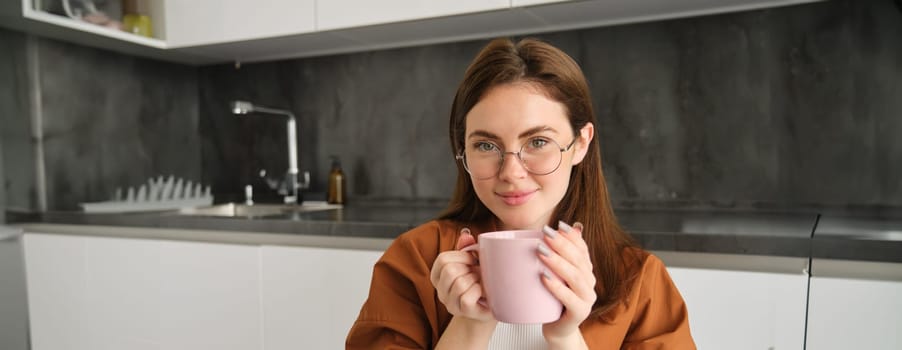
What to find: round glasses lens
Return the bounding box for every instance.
[464,146,502,179]
[520,138,563,175]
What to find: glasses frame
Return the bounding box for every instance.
[455,136,578,180]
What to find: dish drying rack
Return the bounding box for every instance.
[80,175,213,213]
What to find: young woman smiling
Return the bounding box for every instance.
[347,38,696,350]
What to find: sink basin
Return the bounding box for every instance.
[176,201,341,217]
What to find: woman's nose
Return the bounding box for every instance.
[497,152,528,180]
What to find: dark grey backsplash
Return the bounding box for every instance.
[0,99,5,221]
[2,0,900,211]
[0,29,201,210]
[198,43,481,203]
[35,38,201,210]
[200,0,902,208]
[0,29,35,212]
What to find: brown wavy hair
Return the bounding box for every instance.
[438,38,645,319]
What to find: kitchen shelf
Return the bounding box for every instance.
[0,0,211,63]
[22,8,166,49]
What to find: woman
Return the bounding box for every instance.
[347,38,696,349]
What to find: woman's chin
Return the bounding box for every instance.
[496,214,544,231]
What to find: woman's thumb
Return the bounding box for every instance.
[456,227,476,250]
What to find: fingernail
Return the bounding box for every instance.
[461,227,471,236]
[573,222,584,231]
[558,221,573,233]
[537,242,551,257]
[542,269,553,280]
[542,225,557,239]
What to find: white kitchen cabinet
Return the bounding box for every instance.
[1,0,826,64]
[807,275,902,350]
[316,0,510,31]
[667,266,808,350]
[260,245,383,350]
[512,0,573,6]
[82,235,165,350]
[23,233,262,350]
[156,240,262,350]
[23,234,91,350]
[164,0,315,47]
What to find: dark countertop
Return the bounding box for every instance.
[8,203,902,263]
[811,215,902,263]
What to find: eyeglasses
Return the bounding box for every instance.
[455,137,577,180]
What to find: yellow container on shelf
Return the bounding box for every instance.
[122,13,152,37]
[121,0,153,38]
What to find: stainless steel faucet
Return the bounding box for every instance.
[231,100,309,204]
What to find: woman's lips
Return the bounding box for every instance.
[496,190,536,206]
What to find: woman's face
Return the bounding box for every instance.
[463,83,593,230]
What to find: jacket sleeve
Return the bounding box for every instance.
[346,225,446,349]
[621,255,697,350]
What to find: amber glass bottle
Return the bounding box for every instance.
[327,156,345,204]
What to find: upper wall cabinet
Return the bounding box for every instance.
[511,0,572,6]
[316,0,510,32]
[164,0,315,47]
[0,0,826,65]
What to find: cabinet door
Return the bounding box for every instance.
[316,0,510,31]
[24,233,262,350]
[26,233,165,350]
[667,267,808,350]
[260,245,383,350]
[82,235,165,350]
[23,234,91,350]
[157,240,262,350]
[807,276,902,350]
[165,0,316,47]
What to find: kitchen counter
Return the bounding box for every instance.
[812,215,902,263]
[8,203,902,264]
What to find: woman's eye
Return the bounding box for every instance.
[474,142,498,152]
[527,138,549,149]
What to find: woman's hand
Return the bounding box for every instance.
[430,228,496,322]
[540,221,595,348]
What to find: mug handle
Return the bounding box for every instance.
[458,244,489,308]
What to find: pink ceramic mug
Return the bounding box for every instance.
[462,230,563,324]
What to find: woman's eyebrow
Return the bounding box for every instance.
[518,126,558,138]
[467,126,559,140]
[467,130,500,140]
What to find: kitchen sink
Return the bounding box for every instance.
[176,201,341,217]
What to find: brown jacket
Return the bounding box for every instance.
[346,220,696,349]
